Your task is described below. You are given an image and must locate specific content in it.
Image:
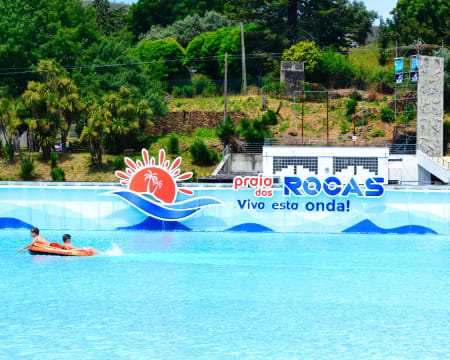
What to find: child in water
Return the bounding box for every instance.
[62,234,102,255]
[18,227,50,252]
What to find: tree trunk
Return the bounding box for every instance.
[8,137,14,164]
[42,145,52,161]
[97,148,103,170]
[287,0,298,45]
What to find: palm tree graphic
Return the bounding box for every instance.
[144,170,162,194]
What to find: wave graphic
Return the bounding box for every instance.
[107,190,222,221]
[343,219,437,235]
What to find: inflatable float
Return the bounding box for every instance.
[28,243,93,257]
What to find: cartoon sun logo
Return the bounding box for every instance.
[115,149,193,204]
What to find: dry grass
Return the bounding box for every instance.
[0,149,218,182]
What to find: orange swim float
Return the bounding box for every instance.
[29,243,93,257]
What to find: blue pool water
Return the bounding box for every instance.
[0,230,449,360]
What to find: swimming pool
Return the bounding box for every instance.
[1,230,449,359]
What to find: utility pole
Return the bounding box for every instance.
[240,23,247,93]
[224,52,228,124]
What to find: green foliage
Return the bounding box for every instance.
[262,110,278,126]
[370,129,386,138]
[217,116,236,145]
[400,103,416,123]
[444,120,450,138]
[0,0,100,95]
[345,96,358,116]
[377,19,391,66]
[193,128,217,138]
[141,11,234,47]
[389,0,449,45]
[50,152,58,169]
[167,133,180,155]
[340,120,349,134]
[190,138,219,165]
[282,41,321,73]
[127,0,225,38]
[112,156,126,171]
[192,75,216,96]
[22,61,85,160]
[21,157,35,180]
[0,98,22,163]
[72,36,151,98]
[441,49,450,110]
[380,107,395,123]
[339,121,349,134]
[134,38,189,81]
[316,52,356,88]
[236,112,274,143]
[182,85,194,98]
[90,0,127,36]
[225,0,376,47]
[51,167,66,182]
[186,24,286,81]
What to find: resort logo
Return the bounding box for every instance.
[109,149,222,221]
[233,175,385,198]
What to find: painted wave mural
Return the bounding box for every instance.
[108,190,222,221]
[0,186,448,235]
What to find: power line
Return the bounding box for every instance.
[0,44,446,76]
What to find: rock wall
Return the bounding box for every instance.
[149,111,246,136]
[417,56,444,155]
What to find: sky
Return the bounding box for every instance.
[108,0,396,23]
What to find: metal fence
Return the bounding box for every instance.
[417,144,450,169]
[264,137,389,148]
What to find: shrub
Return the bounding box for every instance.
[172,86,182,97]
[237,117,272,143]
[262,109,278,126]
[217,116,236,145]
[182,84,194,98]
[190,138,219,165]
[192,75,215,95]
[370,129,386,138]
[202,84,216,97]
[345,96,358,116]
[21,157,35,180]
[380,107,395,123]
[51,167,66,181]
[50,152,58,169]
[340,120,349,134]
[0,139,3,157]
[112,156,126,171]
[168,133,180,155]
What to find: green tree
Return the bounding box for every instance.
[0,98,22,163]
[72,36,149,98]
[390,0,449,44]
[80,102,111,169]
[127,0,225,38]
[22,61,85,158]
[0,0,100,95]
[90,0,127,36]
[186,25,286,79]
[377,19,391,66]
[298,0,377,47]
[134,38,189,81]
[282,41,322,73]
[217,116,236,145]
[141,11,234,48]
